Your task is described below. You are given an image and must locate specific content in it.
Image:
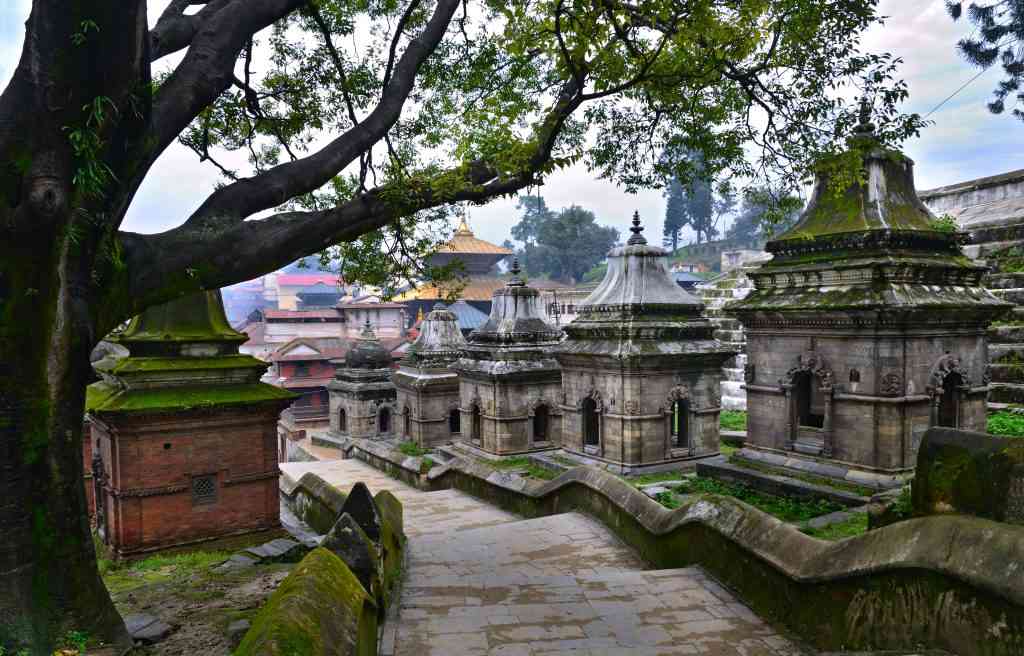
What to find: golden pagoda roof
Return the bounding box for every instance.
[436,217,512,255]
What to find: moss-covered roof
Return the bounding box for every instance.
[115,290,247,345]
[86,381,296,414]
[101,354,267,376]
[775,150,936,242]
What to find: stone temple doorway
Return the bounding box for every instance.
[670,399,688,449]
[938,372,963,428]
[471,405,482,444]
[582,398,600,448]
[378,407,391,434]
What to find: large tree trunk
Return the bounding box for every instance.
[0,233,129,652]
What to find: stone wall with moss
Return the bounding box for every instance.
[325,437,1024,656]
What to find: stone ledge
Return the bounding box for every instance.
[336,436,1024,655]
[696,456,869,507]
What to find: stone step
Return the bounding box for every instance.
[714,329,745,343]
[723,368,745,383]
[988,325,1024,343]
[986,272,1024,289]
[722,395,747,411]
[715,318,742,331]
[990,363,1024,384]
[722,381,746,397]
[991,288,1024,305]
[989,383,1024,405]
[989,344,1024,363]
[700,289,733,299]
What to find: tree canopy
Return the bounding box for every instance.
[511,198,619,284]
[946,1,1024,120]
[725,187,804,244]
[0,0,925,651]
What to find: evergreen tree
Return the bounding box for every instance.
[947,2,1024,119]
[725,188,803,244]
[662,179,689,252]
[512,195,554,245]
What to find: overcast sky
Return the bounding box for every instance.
[1,1,1020,250]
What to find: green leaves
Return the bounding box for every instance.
[173,0,921,290]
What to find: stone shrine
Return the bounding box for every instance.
[86,291,295,557]
[327,320,398,441]
[728,111,1010,485]
[553,213,735,474]
[452,260,564,454]
[393,303,468,448]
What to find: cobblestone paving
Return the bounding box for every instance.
[280,458,805,656]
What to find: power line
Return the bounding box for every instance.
[923,67,990,118]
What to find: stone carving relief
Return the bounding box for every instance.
[880,372,902,397]
[624,399,640,415]
[927,353,971,394]
[784,352,834,389]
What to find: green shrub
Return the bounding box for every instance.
[397,441,429,457]
[987,411,1024,437]
[719,410,747,432]
[677,477,843,522]
[419,456,434,474]
[654,491,681,509]
[929,214,958,233]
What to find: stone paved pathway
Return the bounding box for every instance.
[280,458,806,656]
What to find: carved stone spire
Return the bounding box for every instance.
[626,210,647,246]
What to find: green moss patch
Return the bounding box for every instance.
[235,548,377,656]
[800,513,868,541]
[476,456,558,480]
[88,382,296,413]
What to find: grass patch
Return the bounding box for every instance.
[628,470,689,488]
[800,513,868,541]
[478,456,558,480]
[720,410,747,432]
[654,491,682,510]
[676,477,844,522]
[397,440,429,456]
[727,456,875,497]
[720,443,739,457]
[987,411,1024,437]
[102,550,231,594]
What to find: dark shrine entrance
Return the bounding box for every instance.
[794,371,825,429]
[670,399,688,449]
[582,398,599,446]
[472,405,482,442]
[938,372,962,428]
[379,407,391,433]
[533,404,549,442]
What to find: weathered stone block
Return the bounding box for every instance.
[913,427,1024,524]
[320,513,380,599]
[234,548,377,656]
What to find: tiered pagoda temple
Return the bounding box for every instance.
[553,214,735,474]
[86,291,295,557]
[729,112,1011,486]
[452,260,565,454]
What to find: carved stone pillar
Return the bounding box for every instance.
[822,386,834,457]
[783,385,795,450]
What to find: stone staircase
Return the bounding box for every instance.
[697,268,756,411]
[986,272,1024,405]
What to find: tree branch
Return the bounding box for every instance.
[180,0,461,228]
[123,77,583,309]
[149,0,231,62]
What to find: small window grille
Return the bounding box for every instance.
[191,475,217,506]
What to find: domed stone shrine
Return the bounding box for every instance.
[452,260,565,454]
[328,320,398,441]
[85,291,295,557]
[728,113,1011,486]
[553,213,736,474]
[393,303,468,448]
